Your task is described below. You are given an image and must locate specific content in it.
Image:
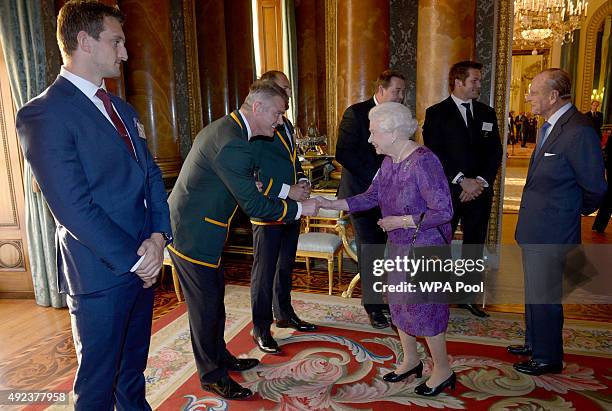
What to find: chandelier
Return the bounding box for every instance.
[513,0,588,50]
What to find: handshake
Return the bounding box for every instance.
[253,178,337,217]
[301,196,334,216]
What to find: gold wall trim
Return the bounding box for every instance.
[325,0,337,154]
[488,0,513,247]
[580,2,612,112]
[183,0,203,141]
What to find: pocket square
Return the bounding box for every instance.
[544,152,556,157]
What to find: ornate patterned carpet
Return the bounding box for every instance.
[28,285,612,410]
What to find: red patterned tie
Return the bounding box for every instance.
[95,89,136,159]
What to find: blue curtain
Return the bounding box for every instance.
[0,0,65,307]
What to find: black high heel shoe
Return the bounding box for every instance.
[383,361,423,382]
[414,371,456,396]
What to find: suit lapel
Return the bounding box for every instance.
[111,96,147,173]
[275,118,296,162]
[444,97,470,140]
[526,106,576,182]
[58,77,141,165]
[230,110,249,140]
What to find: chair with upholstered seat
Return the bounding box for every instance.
[296,195,343,295]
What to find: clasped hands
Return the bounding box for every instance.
[135,233,166,288]
[459,178,486,202]
[256,180,311,201]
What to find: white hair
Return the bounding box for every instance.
[369,102,418,140]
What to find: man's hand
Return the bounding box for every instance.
[135,233,165,288]
[301,198,320,216]
[302,180,312,197]
[459,178,485,202]
[288,181,310,201]
[255,181,263,192]
[459,190,476,202]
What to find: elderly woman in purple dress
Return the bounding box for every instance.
[317,102,455,396]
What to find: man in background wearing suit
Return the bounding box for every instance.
[168,80,318,400]
[423,60,502,318]
[249,70,317,355]
[585,100,603,141]
[16,2,171,409]
[335,70,406,329]
[512,69,606,375]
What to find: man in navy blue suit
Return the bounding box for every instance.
[511,69,606,375]
[16,1,171,409]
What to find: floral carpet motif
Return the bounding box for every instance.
[150,286,611,410]
[35,285,611,410]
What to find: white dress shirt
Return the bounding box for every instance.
[449,93,489,187]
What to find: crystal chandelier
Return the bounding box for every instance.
[513,0,588,50]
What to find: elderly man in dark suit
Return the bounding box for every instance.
[335,69,406,329]
[511,68,606,375]
[16,2,171,409]
[168,80,318,400]
[423,60,503,318]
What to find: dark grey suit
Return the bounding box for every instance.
[515,105,606,364]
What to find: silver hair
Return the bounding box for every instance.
[369,102,418,140]
[242,80,288,110]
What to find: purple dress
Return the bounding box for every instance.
[346,146,453,336]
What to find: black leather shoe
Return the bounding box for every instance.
[460,304,489,318]
[383,361,423,382]
[276,316,318,332]
[253,333,281,354]
[368,311,390,329]
[414,372,456,396]
[514,360,563,375]
[507,345,532,356]
[224,357,259,372]
[201,375,253,400]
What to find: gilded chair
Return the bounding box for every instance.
[296,195,343,295]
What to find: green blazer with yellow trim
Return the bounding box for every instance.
[168,111,299,267]
[250,117,306,224]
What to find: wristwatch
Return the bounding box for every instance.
[456,175,466,184]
